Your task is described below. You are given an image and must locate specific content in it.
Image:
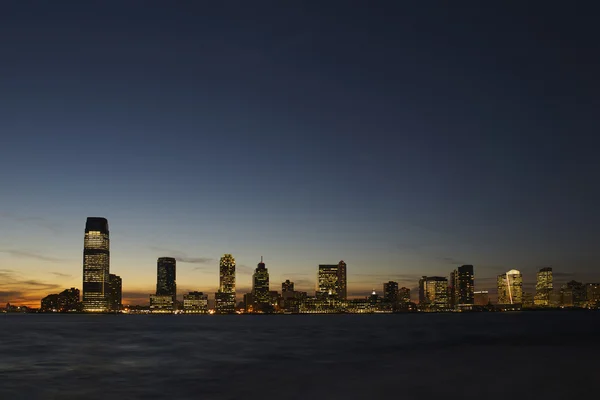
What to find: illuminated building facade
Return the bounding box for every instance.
[586,283,600,307]
[337,260,347,301]
[449,270,457,307]
[316,262,345,300]
[216,254,236,313]
[150,294,175,313]
[157,257,176,300]
[497,270,523,304]
[183,291,208,313]
[41,288,80,312]
[534,267,553,307]
[317,264,338,299]
[252,257,270,311]
[383,281,399,304]
[82,217,110,312]
[108,274,122,312]
[474,290,489,306]
[450,265,474,308]
[418,276,449,310]
[282,280,294,293]
[560,280,585,307]
[457,265,474,306]
[398,287,411,303]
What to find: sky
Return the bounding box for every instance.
[1,1,599,307]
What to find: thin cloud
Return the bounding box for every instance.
[236,264,253,275]
[50,272,72,278]
[0,213,61,233]
[20,280,61,290]
[148,246,213,265]
[0,249,65,263]
[175,256,212,264]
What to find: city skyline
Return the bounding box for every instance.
[1,2,599,308]
[1,215,598,308]
[2,217,599,309]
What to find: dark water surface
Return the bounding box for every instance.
[1,312,599,399]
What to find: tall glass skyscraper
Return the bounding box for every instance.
[418,276,449,310]
[317,261,347,300]
[457,265,474,305]
[317,264,339,299]
[337,260,347,301]
[216,254,236,313]
[108,274,122,312]
[252,257,270,309]
[534,267,553,306]
[450,265,475,308]
[497,270,523,304]
[156,257,177,298]
[82,217,110,312]
[383,281,399,303]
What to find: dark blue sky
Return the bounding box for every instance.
[1,1,599,304]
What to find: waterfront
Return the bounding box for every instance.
[1,312,599,399]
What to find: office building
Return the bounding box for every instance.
[456,265,474,305]
[108,274,122,312]
[474,290,489,306]
[586,283,600,307]
[149,257,176,312]
[561,280,586,307]
[383,281,399,304]
[337,260,347,300]
[282,280,294,294]
[317,264,338,299]
[497,270,523,305]
[150,294,175,313]
[317,261,347,300]
[398,287,411,303]
[82,217,110,312]
[41,288,80,312]
[157,257,176,299]
[449,270,457,307]
[252,257,270,310]
[183,291,208,313]
[419,276,449,310]
[534,267,553,307]
[215,254,236,313]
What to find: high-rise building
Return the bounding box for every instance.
[316,261,347,300]
[252,257,270,311]
[149,294,175,313]
[317,264,339,299]
[456,265,474,306]
[534,267,553,307]
[474,291,489,306]
[560,280,586,307]
[282,280,294,293]
[383,281,399,304]
[108,274,122,312]
[216,254,236,313]
[337,260,347,301]
[149,258,176,313]
[157,257,176,299]
[497,270,523,305]
[183,291,208,313]
[450,265,474,307]
[449,270,457,308]
[586,283,600,307]
[82,217,110,312]
[398,287,411,303]
[41,288,80,312]
[418,277,449,310]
